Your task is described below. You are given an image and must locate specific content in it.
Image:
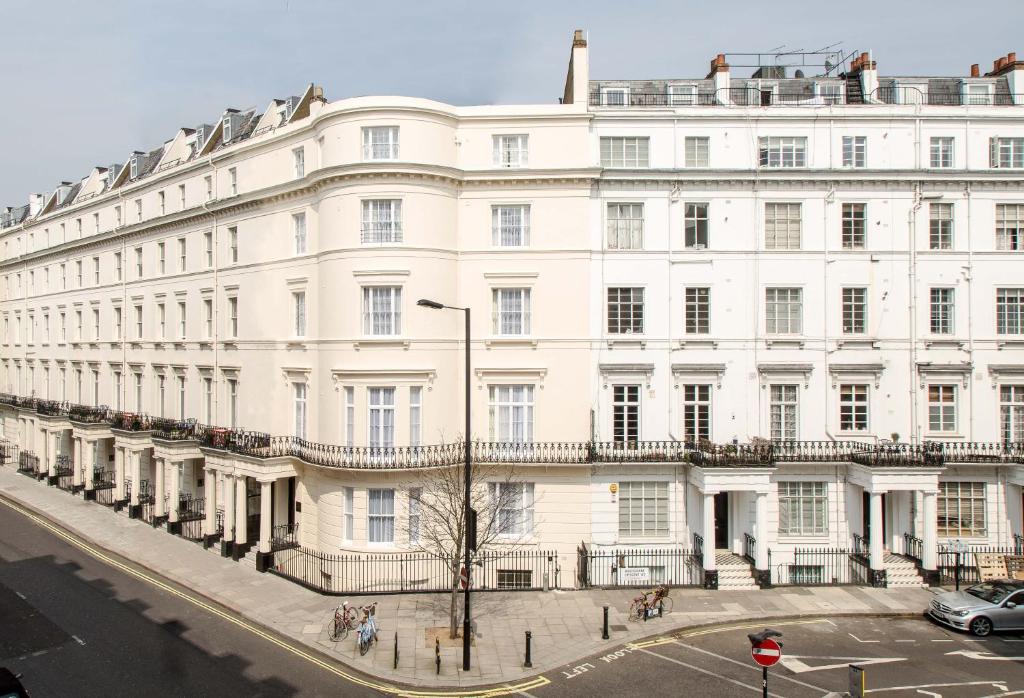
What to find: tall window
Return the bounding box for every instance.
[178,238,187,271]
[990,137,1024,169]
[408,488,422,544]
[842,287,867,334]
[203,298,213,338]
[759,137,807,167]
[343,487,354,541]
[114,253,121,281]
[600,137,649,168]
[607,203,644,249]
[134,304,143,339]
[839,384,869,431]
[929,203,954,250]
[841,203,866,249]
[362,286,401,335]
[134,373,144,411]
[607,287,644,334]
[770,385,799,441]
[177,375,186,419]
[612,385,640,444]
[493,134,528,168]
[490,482,535,536]
[684,203,708,248]
[93,256,100,284]
[204,176,213,201]
[842,136,866,167]
[492,288,530,335]
[228,226,238,263]
[681,385,711,443]
[997,288,1024,334]
[367,489,395,543]
[361,200,402,244]
[293,213,306,254]
[178,183,186,209]
[928,385,957,432]
[930,137,954,168]
[204,231,213,267]
[293,147,305,178]
[1000,385,1024,444]
[157,303,165,339]
[228,296,238,337]
[344,387,355,447]
[228,167,237,196]
[938,482,986,537]
[492,205,529,247]
[293,291,306,337]
[930,288,954,334]
[618,481,668,538]
[158,191,165,215]
[76,260,83,286]
[293,382,307,439]
[778,482,828,536]
[92,308,99,341]
[135,247,143,277]
[178,301,187,339]
[766,288,802,334]
[683,137,709,167]
[203,377,212,422]
[114,371,122,410]
[362,126,399,160]
[409,386,422,447]
[489,385,534,442]
[227,378,238,428]
[683,287,709,334]
[158,242,166,274]
[367,387,395,448]
[158,375,165,417]
[996,204,1024,251]
[765,202,801,249]
[92,370,99,406]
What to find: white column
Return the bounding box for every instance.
[204,468,217,536]
[259,481,272,554]
[114,447,125,499]
[235,476,248,546]
[84,441,96,491]
[130,450,141,506]
[168,461,181,523]
[72,437,83,486]
[154,457,166,518]
[755,491,769,570]
[40,429,50,475]
[922,490,938,571]
[869,491,885,570]
[222,474,236,542]
[702,492,716,572]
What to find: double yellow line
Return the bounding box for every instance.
[0,496,550,697]
[628,618,829,649]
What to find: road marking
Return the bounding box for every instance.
[915,691,940,698]
[630,618,828,649]
[930,639,954,642]
[978,689,1020,698]
[946,649,1024,661]
[672,642,829,693]
[849,633,880,643]
[0,497,550,698]
[895,639,916,643]
[866,681,1013,694]
[636,647,785,697]
[15,591,26,599]
[72,635,86,646]
[779,655,905,674]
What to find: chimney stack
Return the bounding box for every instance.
[706,53,731,103]
[561,29,589,106]
[1010,52,1018,63]
[971,64,980,77]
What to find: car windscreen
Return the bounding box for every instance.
[965,583,1014,604]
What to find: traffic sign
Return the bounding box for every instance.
[459,566,469,589]
[751,638,782,667]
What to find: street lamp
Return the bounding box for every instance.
[416,297,473,670]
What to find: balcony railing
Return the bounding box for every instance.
[772,440,871,462]
[930,441,1024,464]
[35,400,70,417]
[589,86,1023,108]
[271,523,300,551]
[69,404,111,424]
[851,442,944,467]
[110,412,153,432]
[151,417,198,441]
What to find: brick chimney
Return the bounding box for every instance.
[970,64,980,78]
[850,51,879,102]
[562,29,589,106]
[706,54,731,103]
[985,51,1023,104]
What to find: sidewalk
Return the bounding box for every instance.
[0,466,937,689]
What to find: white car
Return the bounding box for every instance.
[929,580,1024,636]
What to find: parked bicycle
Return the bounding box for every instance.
[327,601,359,641]
[627,584,672,622]
[356,602,379,656]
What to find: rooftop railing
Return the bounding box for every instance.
[588,86,1022,108]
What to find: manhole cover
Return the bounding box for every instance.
[610,624,628,632]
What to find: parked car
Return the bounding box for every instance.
[929,580,1024,636]
[0,668,30,698]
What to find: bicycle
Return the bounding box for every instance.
[627,585,672,622]
[328,601,359,641]
[356,602,379,656]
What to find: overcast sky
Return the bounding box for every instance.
[1,0,1021,206]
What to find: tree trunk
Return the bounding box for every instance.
[449,562,460,639]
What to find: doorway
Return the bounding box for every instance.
[714,492,729,549]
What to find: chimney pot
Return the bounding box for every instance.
[995,59,1002,71]
[572,29,587,47]
[1009,51,1018,63]
[860,51,869,63]
[971,63,980,77]
[999,56,1009,69]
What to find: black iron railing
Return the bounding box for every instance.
[177,495,205,521]
[871,86,1021,106]
[852,442,944,467]
[769,548,872,586]
[692,533,704,561]
[773,440,871,462]
[743,533,757,565]
[587,87,1023,108]
[17,451,38,475]
[933,441,1024,463]
[35,400,70,417]
[575,544,702,588]
[93,469,117,506]
[903,533,924,564]
[271,523,300,551]
[69,404,111,424]
[936,545,1023,588]
[151,418,198,441]
[110,412,152,432]
[852,533,868,556]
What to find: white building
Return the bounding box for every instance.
[1,33,1023,591]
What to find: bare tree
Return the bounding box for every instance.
[400,460,527,639]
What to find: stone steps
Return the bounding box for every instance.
[884,553,927,588]
[714,552,761,591]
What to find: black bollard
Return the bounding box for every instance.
[602,605,609,639]
[393,632,399,669]
[524,631,533,668]
[435,637,441,675]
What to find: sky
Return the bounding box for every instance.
[1,0,1021,207]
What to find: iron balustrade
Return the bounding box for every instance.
[851,442,943,467]
[903,533,924,565]
[772,440,870,462]
[692,533,704,560]
[936,545,1023,587]
[35,400,70,417]
[17,451,38,475]
[932,441,1024,464]
[68,403,111,424]
[588,87,1024,108]
[852,533,868,556]
[769,548,871,586]
[177,495,205,521]
[690,442,773,467]
[870,86,1021,106]
[110,412,153,432]
[575,544,702,588]
[271,523,300,551]
[743,533,757,565]
[151,417,198,441]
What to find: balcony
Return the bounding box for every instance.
[150,417,199,441]
[928,441,1024,464]
[588,86,1022,108]
[110,411,153,432]
[851,442,944,467]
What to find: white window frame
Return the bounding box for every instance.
[600,137,649,168]
[617,481,668,538]
[839,384,869,432]
[489,481,535,537]
[293,147,305,178]
[778,482,828,536]
[491,288,530,336]
[367,387,396,449]
[293,212,307,254]
[930,137,955,168]
[491,205,530,247]
[293,291,306,338]
[765,287,803,334]
[361,286,402,336]
[681,384,711,443]
[293,382,307,439]
[770,384,799,441]
[668,84,697,106]
[362,126,400,161]
[488,384,534,443]
[683,136,709,168]
[493,134,528,168]
[606,202,644,250]
[928,384,957,433]
[759,136,807,168]
[367,488,396,543]
[842,136,867,168]
[764,202,802,249]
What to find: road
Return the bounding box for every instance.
[0,502,386,698]
[531,615,1024,697]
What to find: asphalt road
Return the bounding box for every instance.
[531,615,1024,697]
[0,502,387,698]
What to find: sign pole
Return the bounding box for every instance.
[762,665,768,698]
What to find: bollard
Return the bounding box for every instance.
[435,637,441,675]
[659,600,664,618]
[524,631,533,668]
[393,632,399,670]
[602,605,609,640]
[955,552,961,591]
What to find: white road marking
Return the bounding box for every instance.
[779,655,905,674]
[930,639,954,642]
[636,648,785,697]
[977,689,1022,697]
[915,691,940,698]
[895,639,916,643]
[946,649,1024,661]
[72,635,86,646]
[672,642,830,693]
[866,681,1014,694]
[849,633,881,643]
[15,591,26,599]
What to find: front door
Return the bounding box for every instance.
[714,492,729,549]
[862,492,889,546]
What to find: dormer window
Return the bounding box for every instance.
[816,82,844,105]
[223,116,233,143]
[963,82,994,105]
[668,85,697,106]
[129,155,140,180]
[600,87,629,106]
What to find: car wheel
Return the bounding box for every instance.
[969,616,993,637]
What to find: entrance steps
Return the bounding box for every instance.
[884,553,927,588]
[714,551,761,591]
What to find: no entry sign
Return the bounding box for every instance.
[751,638,782,667]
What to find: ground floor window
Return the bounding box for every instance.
[496,570,533,589]
[789,565,824,585]
[938,481,986,538]
[618,481,668,538]
[778,481,828,536]
[368,488,395,543]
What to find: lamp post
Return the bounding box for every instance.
[417,298,473,670]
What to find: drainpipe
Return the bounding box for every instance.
[908,183,922,443]
[202,154,219,426]
[963,181,974,440]
[823,185,835,442]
